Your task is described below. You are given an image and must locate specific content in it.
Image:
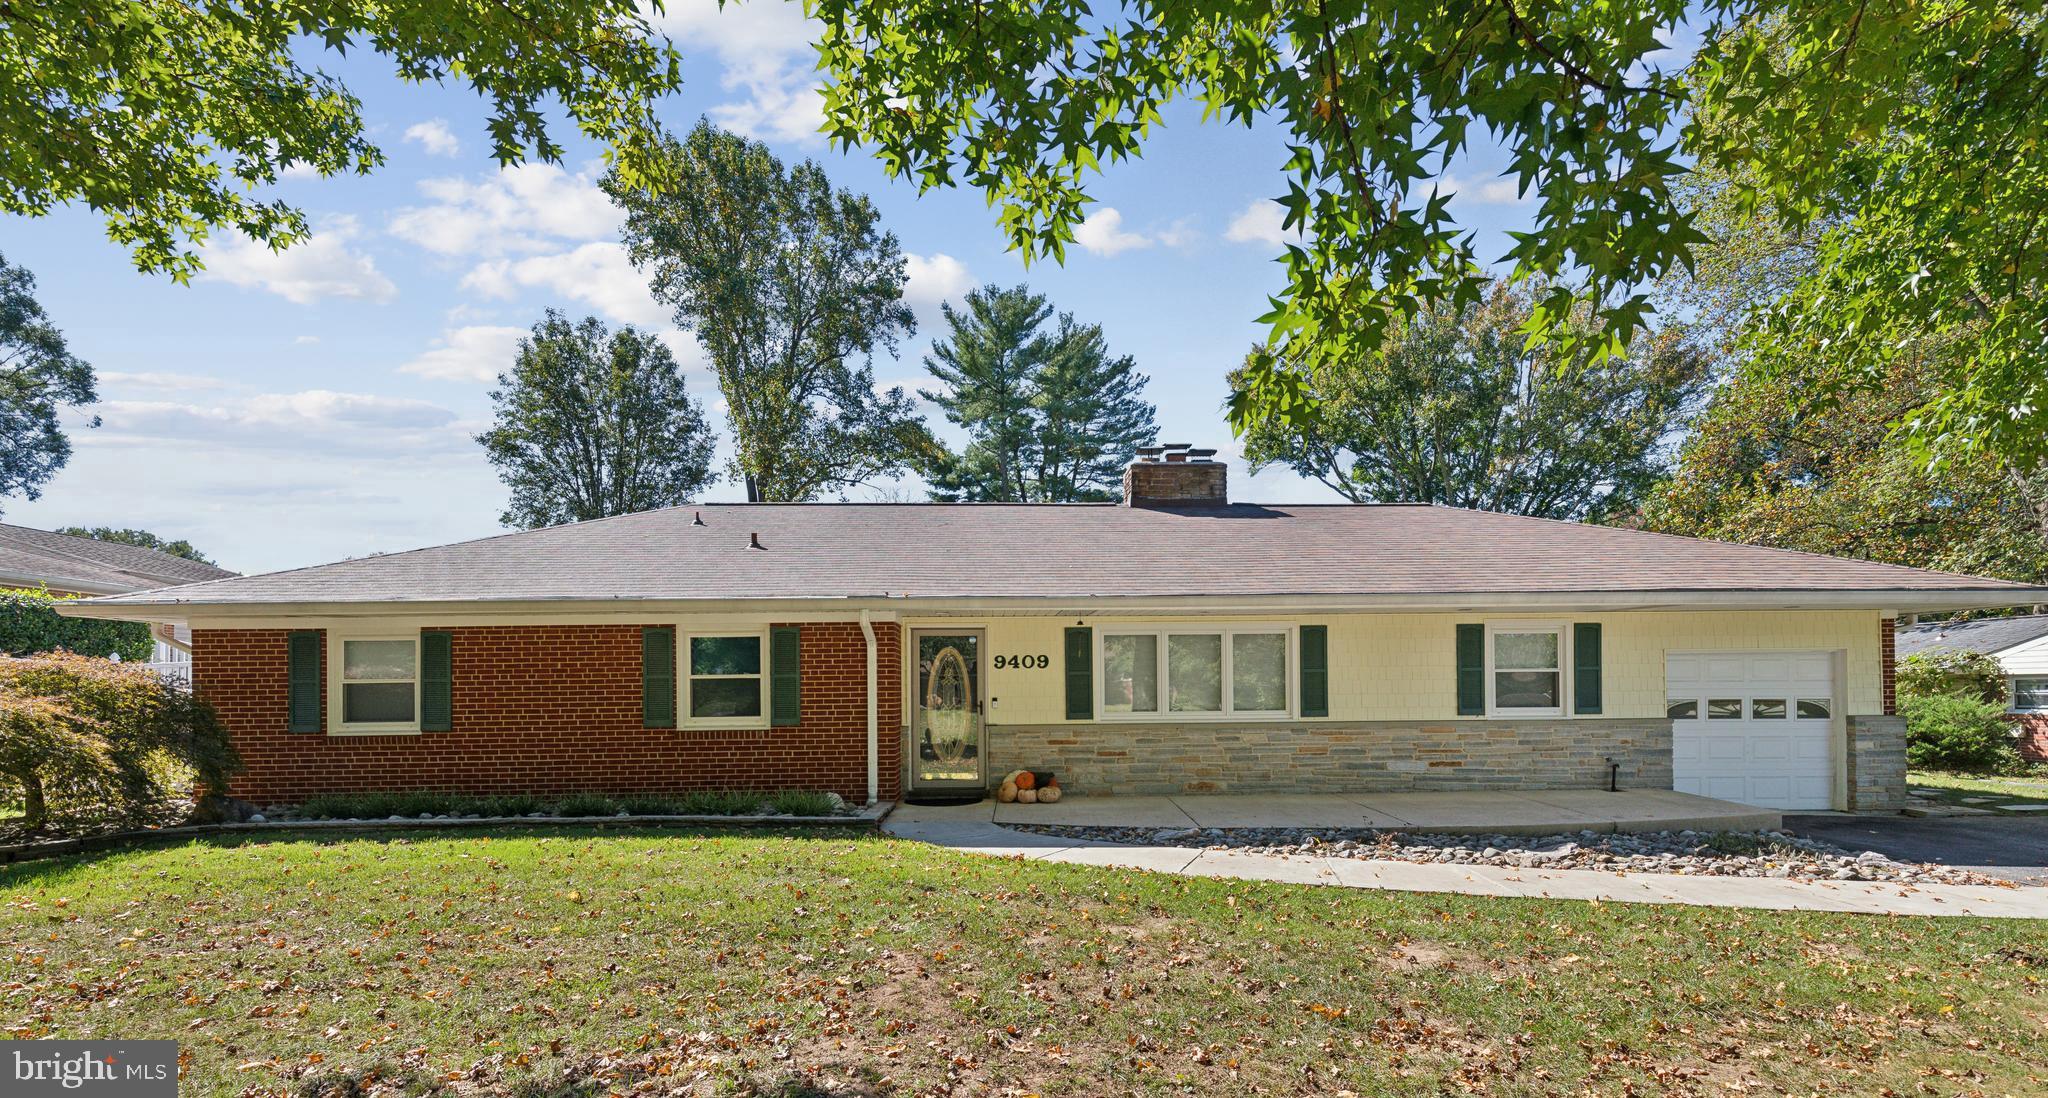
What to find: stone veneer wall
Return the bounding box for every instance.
[1844,715,1907,811]
[986,719,1672,796]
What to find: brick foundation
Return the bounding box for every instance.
[985,718,1672,796]
[2012,714,2048,763]
[195,622,900,804]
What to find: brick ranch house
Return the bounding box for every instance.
[1897,614,2048,762]
[59,447,2047,813]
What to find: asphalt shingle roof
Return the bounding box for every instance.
[75,503,2041,608]
[1897,614,2048,658]
[0,524,236,592]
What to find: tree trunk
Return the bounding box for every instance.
[745,473,761,503]
[18,771,46,833]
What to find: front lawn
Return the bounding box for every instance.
[2,829,2044,1097]
[1911,769,2048,813]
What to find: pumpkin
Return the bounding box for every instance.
[1014,771,1036,791]
[1038,785,1062,803]
[1016,788,1038,803]
[997,782,1018,803]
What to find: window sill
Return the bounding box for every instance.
[679,720,771,731]
[328,727,421,737]
[1096,711,1296,723]
[1484,708,1565,719]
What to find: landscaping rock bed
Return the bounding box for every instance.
[999,824,2010,886]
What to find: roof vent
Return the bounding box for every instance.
[692,511,706,527]
[749,532,764,550]
[1124,443,1226,508]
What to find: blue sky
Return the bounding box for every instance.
[1,0,1568,576]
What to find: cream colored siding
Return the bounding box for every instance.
[956,609,1884,724]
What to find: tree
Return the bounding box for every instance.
[0,651,237,833]
[607,121,937,501]
[476,311,716,529]
[3,0,680,278]
[0,587,154,662]
[56,527,214,565]
[808,1,2048,468]
[921,284,1157,502]
[0,253,97,514]
[1233,282,1707,521]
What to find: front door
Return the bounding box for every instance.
[911,630,983,791]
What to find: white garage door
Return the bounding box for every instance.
[1667,652,1836,810]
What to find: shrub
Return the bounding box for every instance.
[1902,693,2019,772]
[1897,648,2008,704]
[616,794,680,816]
[471,794,547,817]
[0,652,237,831]
[674,789,767,815]
[554,793,619,817]
[768,789,837,817]
[0,587,153,662]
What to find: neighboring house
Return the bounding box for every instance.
[59,446,2047,813]
[0,523,238,676]
[1897,614,2048,762]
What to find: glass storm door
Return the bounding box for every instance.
[913,631,983,789]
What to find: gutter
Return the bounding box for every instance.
[860,610,878,806]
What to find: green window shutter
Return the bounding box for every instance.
[642,627,676,729]
[1455,623,1485,716]
[420,631,453,732]
[1299,625,1329,718]
[287,630,321,733]
[770,626,802,727]
[1573,622,1603,715]
[1064,626,1093,720]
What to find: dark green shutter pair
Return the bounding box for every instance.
[642,626,800,728]
[1061,625,1332,720]
[286,629,451,731]
[1454,622,1601,716]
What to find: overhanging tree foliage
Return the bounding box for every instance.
[476,311,717,529]
[1234,282,1707,521]
[810,0,2048,469]
[607,120,937,501]
[922,284,1157,502]
[0,252,96,514]
[56,527,215,566]
[2,0,681,277]
[0,587,152,662]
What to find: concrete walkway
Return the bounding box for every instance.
[985,788,1781,834]
[887,800,2048,919]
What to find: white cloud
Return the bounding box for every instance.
[1225,199,1295,246]
[199,216,397,305]
[97,371,231,394]
[1431,174,1529,205]
[461,242,667,327]
[902,253,972,322]
[403,119,462,157]
[398,325,529,383]
[93,390,472,458]
[1072,208,1154,257]
[650,0,825,143]
[388,163,619,257]
[294,335,321,345]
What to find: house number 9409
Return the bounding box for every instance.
[991,654,1050,670]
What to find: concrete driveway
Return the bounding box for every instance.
[1784,815,2048,886]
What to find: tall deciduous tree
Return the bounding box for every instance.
[607,121,936,502]
[922,284,1157,502]
[809,0,2048,468]
[1233,283,1708,522]
[476,311,715,529]
[0,253,96,514]
[55,528,214,566]
[2,0,680,277]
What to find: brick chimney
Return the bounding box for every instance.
[1123,444,1227,507]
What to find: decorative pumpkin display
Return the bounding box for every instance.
[997,782,1018,803]
[1016,788,1038,803]
[1038,784,1062,803]
[1014,770,1037,791]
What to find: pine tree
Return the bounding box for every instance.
[921,284,1156,502]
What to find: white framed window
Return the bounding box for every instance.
[2012,676,2048,713]
[1485,623,1564,716]
[333,636,419,734]
[1098,625,1292,720]
[684,631,767,725]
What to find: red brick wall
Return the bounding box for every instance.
[1880,618,1897,716]
[2013,714,2048,763]
[193,622,901,804]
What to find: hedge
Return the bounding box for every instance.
[0,587,152,662]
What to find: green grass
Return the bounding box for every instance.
[1,830,2043,1097]
[1910,769,2048,814]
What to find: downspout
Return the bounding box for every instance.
[861,610,878,805]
